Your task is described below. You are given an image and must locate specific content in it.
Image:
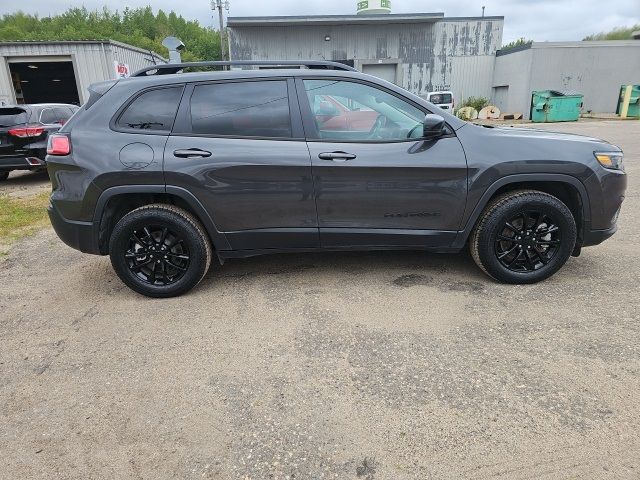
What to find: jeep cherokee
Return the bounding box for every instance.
[45,61,627,297]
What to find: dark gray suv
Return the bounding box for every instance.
[45,61,627,297]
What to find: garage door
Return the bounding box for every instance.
[8,57,80,105]
[362,63,397,84]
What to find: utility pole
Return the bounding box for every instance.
[211,0,230,63]
[482,6,485,17]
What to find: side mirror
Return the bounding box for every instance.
[423,114,446,139]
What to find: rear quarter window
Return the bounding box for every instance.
[116,86,183,132]
[40,108,58,124]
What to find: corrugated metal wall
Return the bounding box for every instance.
[0,41,165,105]
[493,41,640,119]
[108,41,166,76]
[228,18,503,101]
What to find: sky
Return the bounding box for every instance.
[1,0,639,44]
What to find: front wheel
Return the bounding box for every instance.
[109,204,212,297]
[0,171,9,181]
[470,190,577,284]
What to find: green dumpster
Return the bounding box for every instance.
[530,90,583,123]
[616,85,640,118]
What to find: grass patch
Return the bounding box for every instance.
[0,191,50,247]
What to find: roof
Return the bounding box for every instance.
[227,13,504,27]
[0,103,77,109]
[497,40,640,56]
[0,40,166,61]
[227,13,456,27]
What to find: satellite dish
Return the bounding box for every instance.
[162,36,185,51]
[162,36,185,63]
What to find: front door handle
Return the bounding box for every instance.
[173,148,212,158]
[318,151,357,161]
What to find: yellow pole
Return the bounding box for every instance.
[620,85,632,118]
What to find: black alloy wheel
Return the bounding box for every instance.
[126,225,191,286]
[494,211,561,272]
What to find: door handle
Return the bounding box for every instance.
[173,148,212,158]
[318,151,357,161]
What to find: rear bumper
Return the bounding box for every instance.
[0,155,45,171]
[48,202,100,254]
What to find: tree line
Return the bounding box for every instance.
[0,6,221,61]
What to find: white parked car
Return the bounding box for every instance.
[426,91,455,111]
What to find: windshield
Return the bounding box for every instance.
[0,107,28,127]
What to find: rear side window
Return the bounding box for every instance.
[0,107,28,127]
[40,108,58,124]
[117,86,183,132]
[190,80,291,138]
[53,107,74,125]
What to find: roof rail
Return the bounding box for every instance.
[132,60,357,76]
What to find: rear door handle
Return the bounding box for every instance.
[173,148,212,158]
[318,151,357,161]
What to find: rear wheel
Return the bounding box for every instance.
[470,190,576,284]
[0,171,9,181]
[109,204,212,297]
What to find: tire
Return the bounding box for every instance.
[470,190,576,284]
[109,204,212,298]
[0,171,9,181]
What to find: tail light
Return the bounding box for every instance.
[47,134,71,156]
[8,125,45,137]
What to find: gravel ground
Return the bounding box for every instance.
[0,169,50,199]
[1,120,638,479]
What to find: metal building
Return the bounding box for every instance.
[227,13,504,101]
[492,41,640,119]
[0,40,166,106]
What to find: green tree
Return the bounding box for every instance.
[500,37,533,51]
[0,6,221,61]
[584,24,640,40]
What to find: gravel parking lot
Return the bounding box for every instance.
[1,120,638,479]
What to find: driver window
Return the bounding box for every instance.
[303,79,425,141]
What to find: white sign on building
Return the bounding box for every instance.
[113,61,130,78]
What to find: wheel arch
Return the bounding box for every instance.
[453,174,590,249]
[93,185,231,254]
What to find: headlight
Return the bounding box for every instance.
[594,151,624,171]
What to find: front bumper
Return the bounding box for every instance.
[582,224,618,247]
[48,202,100,254]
